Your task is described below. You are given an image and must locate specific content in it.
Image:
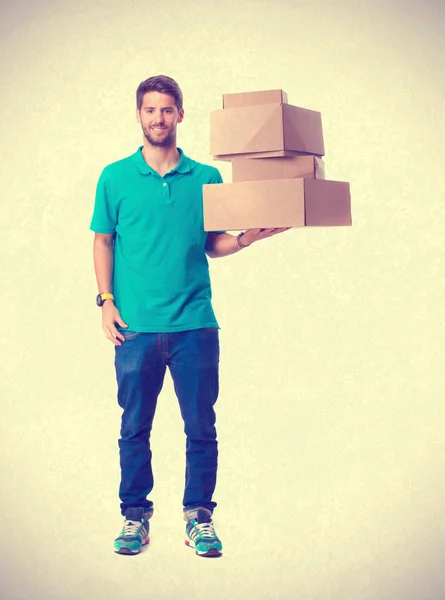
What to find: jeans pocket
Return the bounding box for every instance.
[120,330,142,340]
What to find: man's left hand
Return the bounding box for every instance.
[241,227,291,246]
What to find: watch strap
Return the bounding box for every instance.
[96,292,114,307]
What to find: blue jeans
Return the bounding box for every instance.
[114,328,220,515]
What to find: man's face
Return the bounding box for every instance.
[137,91,184,148]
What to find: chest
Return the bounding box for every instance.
[115,176,203,233]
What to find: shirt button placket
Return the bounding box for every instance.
[162,180,170,200]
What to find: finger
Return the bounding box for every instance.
[104,329,123,346]
[263,227,289,236]
[103,322,125,343]
[259,228,278,237]
[116,317,129,329]
[111,330,125,345]
[110,326,126,342]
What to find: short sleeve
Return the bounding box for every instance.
[208,168,223,185]
[89,168,117,234]
[207,168,226,234]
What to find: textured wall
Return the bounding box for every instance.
[1,0,444,598]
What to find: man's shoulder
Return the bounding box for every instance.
[100,150,139,178]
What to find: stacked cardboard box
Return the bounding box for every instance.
[203,89,352,230]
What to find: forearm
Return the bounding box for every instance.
[206,232,249,258]
[93,237,114,293]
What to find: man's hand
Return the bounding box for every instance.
[102,301,128,346]
[241,227,291,246]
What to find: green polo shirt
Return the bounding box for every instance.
[90,146,223,333]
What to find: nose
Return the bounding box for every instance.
[153,111,165,124]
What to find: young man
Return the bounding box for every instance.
[90,75,288,558]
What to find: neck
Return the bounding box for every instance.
[141,142,180,176]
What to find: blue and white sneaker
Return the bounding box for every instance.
[114,507,152,555]
[184,508,223,557]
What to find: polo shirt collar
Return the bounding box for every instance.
[133,146,191,175]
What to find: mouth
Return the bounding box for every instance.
[151,126,167,133]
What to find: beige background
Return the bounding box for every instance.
[1,0,445,598]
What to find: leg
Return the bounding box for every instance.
[114,331,166,515]
[167,329,220,512]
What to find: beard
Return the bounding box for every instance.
[143,125,175,148]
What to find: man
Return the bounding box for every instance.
[90,74,288,558]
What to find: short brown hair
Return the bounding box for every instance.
[136,75,183,111]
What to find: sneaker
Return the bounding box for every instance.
[184,508,223,557]
[114,507,151,555]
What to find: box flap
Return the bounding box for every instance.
[210,104,284,156]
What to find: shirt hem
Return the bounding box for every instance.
[117,322,220,333]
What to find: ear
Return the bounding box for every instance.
[177,107,184,123]
[136,108,141,123]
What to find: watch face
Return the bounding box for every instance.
[96,294,103,307]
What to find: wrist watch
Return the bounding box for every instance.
[96,293,114,307]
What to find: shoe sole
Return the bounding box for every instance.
[185,539,222,558]
[114,537,150,555]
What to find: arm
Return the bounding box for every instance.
[93,233,115,295]
[205,233,245,258]
[93,233,128,345]
[205,228,291,258]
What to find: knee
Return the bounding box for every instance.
[184,420,217,442]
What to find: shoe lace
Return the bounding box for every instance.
[122,520,142,536]
[195,521,216,538]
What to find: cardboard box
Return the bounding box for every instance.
[232,155,325,182]
[210,103,325,160]
[223,89,288,109]
[219,150,309,160]
[203,179,351,230]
